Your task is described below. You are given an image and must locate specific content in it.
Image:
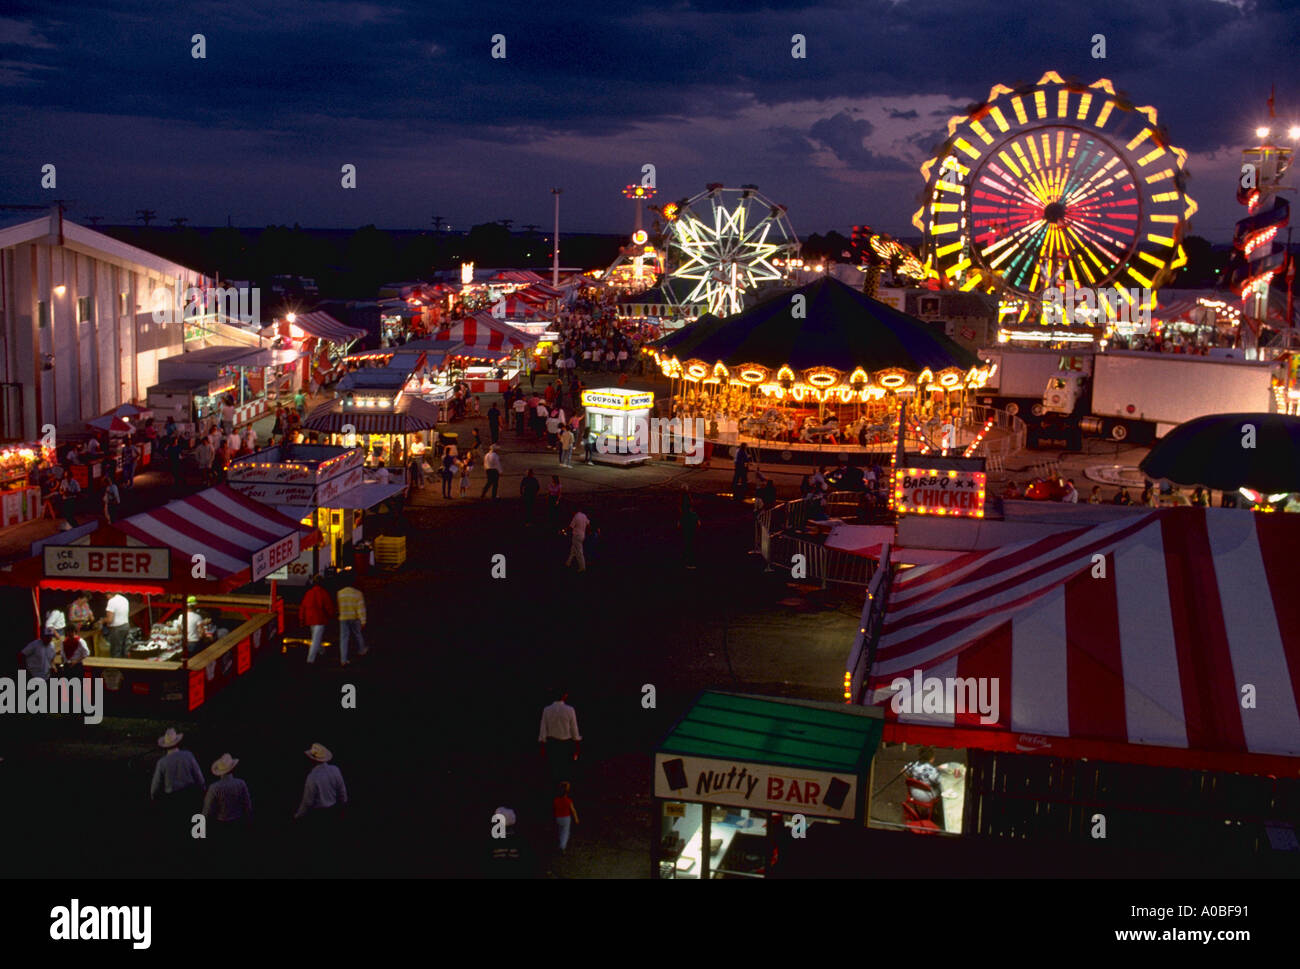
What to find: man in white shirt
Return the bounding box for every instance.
[512,395,527,434]
[538,689,582,782]
[480,444,502,500]
[565,508,590,572]
[245,425,258,452]
[104,592,131,658]
[20,632,57,680]
[151,728,206,831]
[228,429,242,453]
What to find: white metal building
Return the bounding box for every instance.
[0,210,208,440]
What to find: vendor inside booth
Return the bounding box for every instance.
[4,485,318,713]
[653,692,883,879]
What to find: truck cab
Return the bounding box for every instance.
[1043,371,1087,415]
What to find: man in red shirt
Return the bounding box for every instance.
[301,575,336,664]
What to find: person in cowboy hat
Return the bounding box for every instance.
[294,743,348,826]
[202,754,252,830]
[150,728,205,838]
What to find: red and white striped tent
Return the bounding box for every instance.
[490,270,546,284]
[434,311,537,354]
[864,508,1300,775]
[115,486,318,583]
[490,295,544,319]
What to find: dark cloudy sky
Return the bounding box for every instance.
[1,0,1296,240]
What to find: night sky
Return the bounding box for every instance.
[1,0,1296,240]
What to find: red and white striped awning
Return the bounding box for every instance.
[491,296,543,318]
[115,486,316,581]
[491,270,546,284]
[434,312,537,352]
[866,508,1300,775]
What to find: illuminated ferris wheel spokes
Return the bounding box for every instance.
[663,187,798,317]
[918,73,1196,310]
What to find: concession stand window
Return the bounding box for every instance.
[1,486,318,713]
[653,692,883,879]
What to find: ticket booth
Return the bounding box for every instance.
[581,388,654,465]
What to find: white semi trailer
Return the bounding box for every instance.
[1034,350,1280,449]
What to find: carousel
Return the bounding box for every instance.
[647,277,992,460]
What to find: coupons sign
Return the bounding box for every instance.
[893,468,987,518]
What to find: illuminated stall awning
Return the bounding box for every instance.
[114,486,317,582]
[281,311,366,344]
[301,396,442,434]
[433,311,537,353]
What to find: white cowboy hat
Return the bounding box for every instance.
[211,753,239,776]
[158,728,183,748]
[305,743,333,762]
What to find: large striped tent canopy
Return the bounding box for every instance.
[863,508,1300,776]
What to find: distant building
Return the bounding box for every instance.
[876,288,998,352]
[0,211,210,440]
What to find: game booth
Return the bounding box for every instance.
[227,444,406,584]
[0,486,318,713]
[653,692,883,879]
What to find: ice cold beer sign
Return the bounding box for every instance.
[654,753,857,819]
[893,468,987,518]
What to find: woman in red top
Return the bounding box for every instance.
[553,782,578,852]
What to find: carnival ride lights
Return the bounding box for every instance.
[660,186,799,317]
[916,72,1196,327]
[653,353,990,402]
[1226,114,1294,328]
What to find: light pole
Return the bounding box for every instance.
[551,188,562,288]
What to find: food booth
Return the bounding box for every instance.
[0,443,51,529]
[263,310,366,390]
[0,486,318,713]
[148,345,279,433]
[582,388,654,465]
[431,311,536,392]
[227,444,405,584]
[301,391,442,471]
[653,691,882,879]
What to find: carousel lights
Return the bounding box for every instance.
[879,373,907,388]
[738,367,767,384]
[962,418,996,457]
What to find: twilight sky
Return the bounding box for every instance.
[1,0,1296,241]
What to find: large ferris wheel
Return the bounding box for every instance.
[660,185,799,317]
[916,72,1198,313]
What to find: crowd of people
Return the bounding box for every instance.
[1001,476,1228,507]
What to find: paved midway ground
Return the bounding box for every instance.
[0,373,863,878]
[0,375,1180,879]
